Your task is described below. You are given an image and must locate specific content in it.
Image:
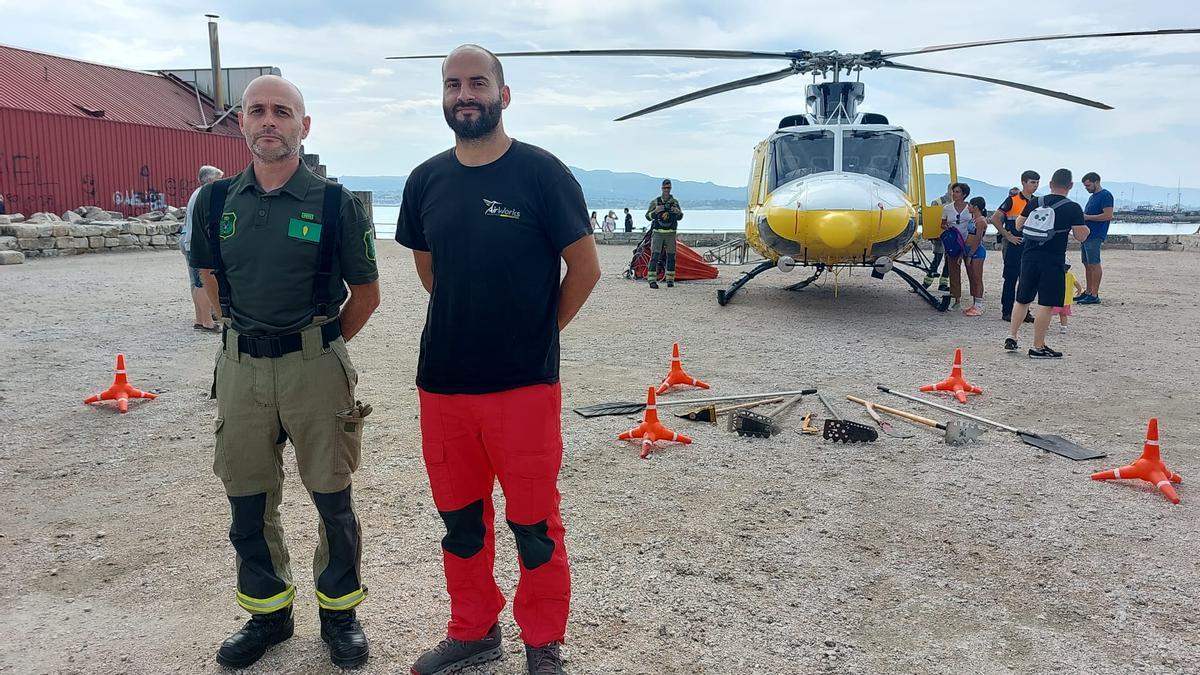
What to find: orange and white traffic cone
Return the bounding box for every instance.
[83,354,157,414]
[920,347,982,404]
[1091,418,1182,504]
[656,342,710,394]
[618,386,693,459]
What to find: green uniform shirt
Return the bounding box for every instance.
[645,195,683,231]
[189,162,379,336]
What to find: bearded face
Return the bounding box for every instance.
[443,96,503,140]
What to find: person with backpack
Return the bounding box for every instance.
[991,171,1039,322]
[938,182,972,310]
[962,196,989,316]
[1004,168,1090,359]
[645,178,683,288]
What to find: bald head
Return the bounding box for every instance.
[242,75,306,116]
[442,44,504,88]
[239,75,310,163]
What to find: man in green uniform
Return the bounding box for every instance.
[190,75,381,670]
[644,178,683,288]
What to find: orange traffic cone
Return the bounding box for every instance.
[656,342,710,394]
[1091,418,1182,504]
[920,347,982,404]
[83,354,157,414]
[618,386,693,459]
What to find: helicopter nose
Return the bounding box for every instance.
[812,211,870,250]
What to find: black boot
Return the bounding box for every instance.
[412,623,503,674]
[320,607,369,668]
[216,606,294,669]
[526,642,566,674]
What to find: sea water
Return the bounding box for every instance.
[371,206,1197,239]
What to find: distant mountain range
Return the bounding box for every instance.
[339,169,1198,211]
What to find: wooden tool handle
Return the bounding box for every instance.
[714,398,784,415]
[846,396,940,428]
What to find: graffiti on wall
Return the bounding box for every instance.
[111,164,192,213]
[0,149,60,213]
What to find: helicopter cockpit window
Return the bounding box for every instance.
[842,130,910,190]
[770,131,835,191]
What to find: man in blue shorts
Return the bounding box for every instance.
[1077,172,1113,304]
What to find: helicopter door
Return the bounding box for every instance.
[914,140,957,240]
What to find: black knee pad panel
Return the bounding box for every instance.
[506,519,555,570]
[438,499,486,559]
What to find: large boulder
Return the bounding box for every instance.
[142,210,164,222]
[0,250,26,265]
[167,206,186,220]
[63,210,84,223]
[83,206,108,220]
[9,224,41,239]
[29,212,62,223]
[0,236,17,250]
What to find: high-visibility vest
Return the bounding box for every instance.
[1007,193,1029,221]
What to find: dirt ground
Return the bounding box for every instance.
[0,242,1197,675]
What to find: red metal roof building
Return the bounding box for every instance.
[0,44,251,216]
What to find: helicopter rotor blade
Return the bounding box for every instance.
[615,66,798,121]
[882,61,1113,110]
[881,28,1200,59]
[387,48,796,61]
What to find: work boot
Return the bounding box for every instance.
[937,276,950,292]
[412,623,503,674]
[922,274,935,288]
[526,642,565,674]
[666,281,674,288]
[216,606,294,669]
[649,281,659,289]
[320,607,369,668]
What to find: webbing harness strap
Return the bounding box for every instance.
[313,184,342,318]
[206,178,236,318]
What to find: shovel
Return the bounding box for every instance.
[676,397,784,425]
[574,388,816,418]
[877,386,1105,461]
[847,396,983,444]
[729,394,806,438]
[817,393,878,443]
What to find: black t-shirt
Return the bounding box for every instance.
[395,140,592,394]
[1019,194,1085,260]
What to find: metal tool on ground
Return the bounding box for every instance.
[817,393,878,443]
[676,397,784,425]
[800,413,820,434]
[730,394,806,438]
[877,386,1105,460]
[574,388,817,418]
[847,395,983,444]
[844,396,914,439]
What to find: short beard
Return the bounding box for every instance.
[443,99,502,141]
[247,133,299,162]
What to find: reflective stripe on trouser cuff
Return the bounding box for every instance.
[237,585,295,614]
[316,586,367,611]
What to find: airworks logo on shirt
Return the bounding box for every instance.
[483,199,521,220]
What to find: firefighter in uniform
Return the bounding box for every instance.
[645,178,683,288]
[190,75,381,670]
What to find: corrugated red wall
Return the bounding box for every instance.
[0,108,251,216]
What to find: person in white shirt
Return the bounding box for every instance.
[939,182,973,311]
[183,165,224,332]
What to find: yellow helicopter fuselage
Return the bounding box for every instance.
[744,120,956,266]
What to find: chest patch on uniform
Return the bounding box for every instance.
[219,212,237,240]
[287,218,322,243]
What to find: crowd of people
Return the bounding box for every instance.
[922,170,1113,358]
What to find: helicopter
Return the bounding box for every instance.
[388,28,1200,309]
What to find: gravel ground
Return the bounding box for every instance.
[0,242,1197,675]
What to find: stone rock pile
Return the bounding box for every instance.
[0,206,187,265]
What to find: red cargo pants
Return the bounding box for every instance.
[418,382,570,647]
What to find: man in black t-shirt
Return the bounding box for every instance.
[395,44,599,675]
[1005,168,1089,359]
[623,207,633,232]
[990,170,1039,321]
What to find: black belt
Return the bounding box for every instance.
[233,319,342,358]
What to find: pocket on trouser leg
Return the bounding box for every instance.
[333,402,371,476]
[212,417,229,480]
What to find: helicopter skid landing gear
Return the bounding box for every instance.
[785,267,824,292]
[717,260,776,306]
[892,265,952,311]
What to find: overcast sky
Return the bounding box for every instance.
[2,1,1198,189]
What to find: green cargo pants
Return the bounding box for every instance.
[213,320,369,614]
[648,229,678,283]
